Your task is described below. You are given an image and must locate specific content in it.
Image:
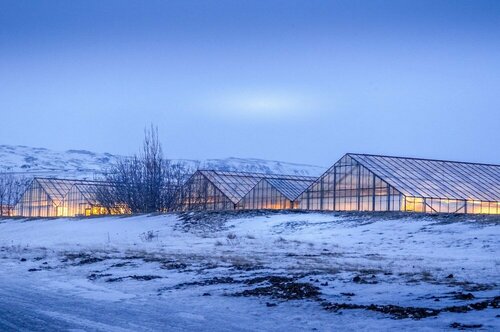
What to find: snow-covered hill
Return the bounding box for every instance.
[0,145,325,179]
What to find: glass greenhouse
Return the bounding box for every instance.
[13,154,499,216]
[177,170,316,211]
[238,177,315,210]
[14,178,125,217]
[64,182,129,216]
[14,178,77,217]
[297,154,500,214]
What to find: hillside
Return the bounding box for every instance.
[0,211,498,331]
[0,145,325,179]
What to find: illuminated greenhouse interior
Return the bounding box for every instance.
[297,154,500,214]
[177,170,316,211]
[64,182,129,217]
[237,177,315,210]
[11,154,500,217]
[14,178,124,217]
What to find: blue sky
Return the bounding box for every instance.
[1,0,499,166]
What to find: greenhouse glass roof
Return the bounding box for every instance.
[72,183,115,204]
[265,178,316,201]
[198,170,316,203]
[347,154,500,202]
[34,178,108,206]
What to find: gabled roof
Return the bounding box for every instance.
[346,153,500,202]
[197,170,316,204]
[35,178,79,206]
[70,182,114,205]
[265,178,316,201]
[33,178,108,206]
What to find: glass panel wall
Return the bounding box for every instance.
[14,179,57,217]
[177,172,235,211]
[65,185,94,216]
[14,178,131,217]
[298,155,403,212]
[399,197,499,214]
[237,179,291,210]
[63,184,127,217]
[465,200,498,214]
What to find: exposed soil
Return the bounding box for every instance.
[449,322,483,329]
[161,262,188,270]
[106,275,162,282]
[87,273,112,281]
[244,276,294,285]
[62,253,107,265]
[172,277,238,289]
[322,301,441,319]
[322,296,500,320]
[234,276,320,300]
[453,292,475,301]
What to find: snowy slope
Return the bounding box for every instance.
[0,145,118,179]
[0,211,498,331]
[0,145,325,179]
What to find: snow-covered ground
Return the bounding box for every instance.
[0,212,498,331]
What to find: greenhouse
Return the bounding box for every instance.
[64,182,129,217]
[238,177,315,210]
[14,178,77,217]
[297,153,500,214]
[13,155,500,216]
[177,170,316,211]
[14,178,125,217]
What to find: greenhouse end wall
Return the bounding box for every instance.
[14,179,59,217]
[178,172,235,211]
[237,179,292,210]
[298,155,402,212]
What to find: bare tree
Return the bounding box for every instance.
[142,125,165,212]
[93,183,123,214]
[100,125,191,213]
[162,159,191,211]
[0,173,29,216]
[175,172,214,211]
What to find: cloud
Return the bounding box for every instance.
[204,90,317,120]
